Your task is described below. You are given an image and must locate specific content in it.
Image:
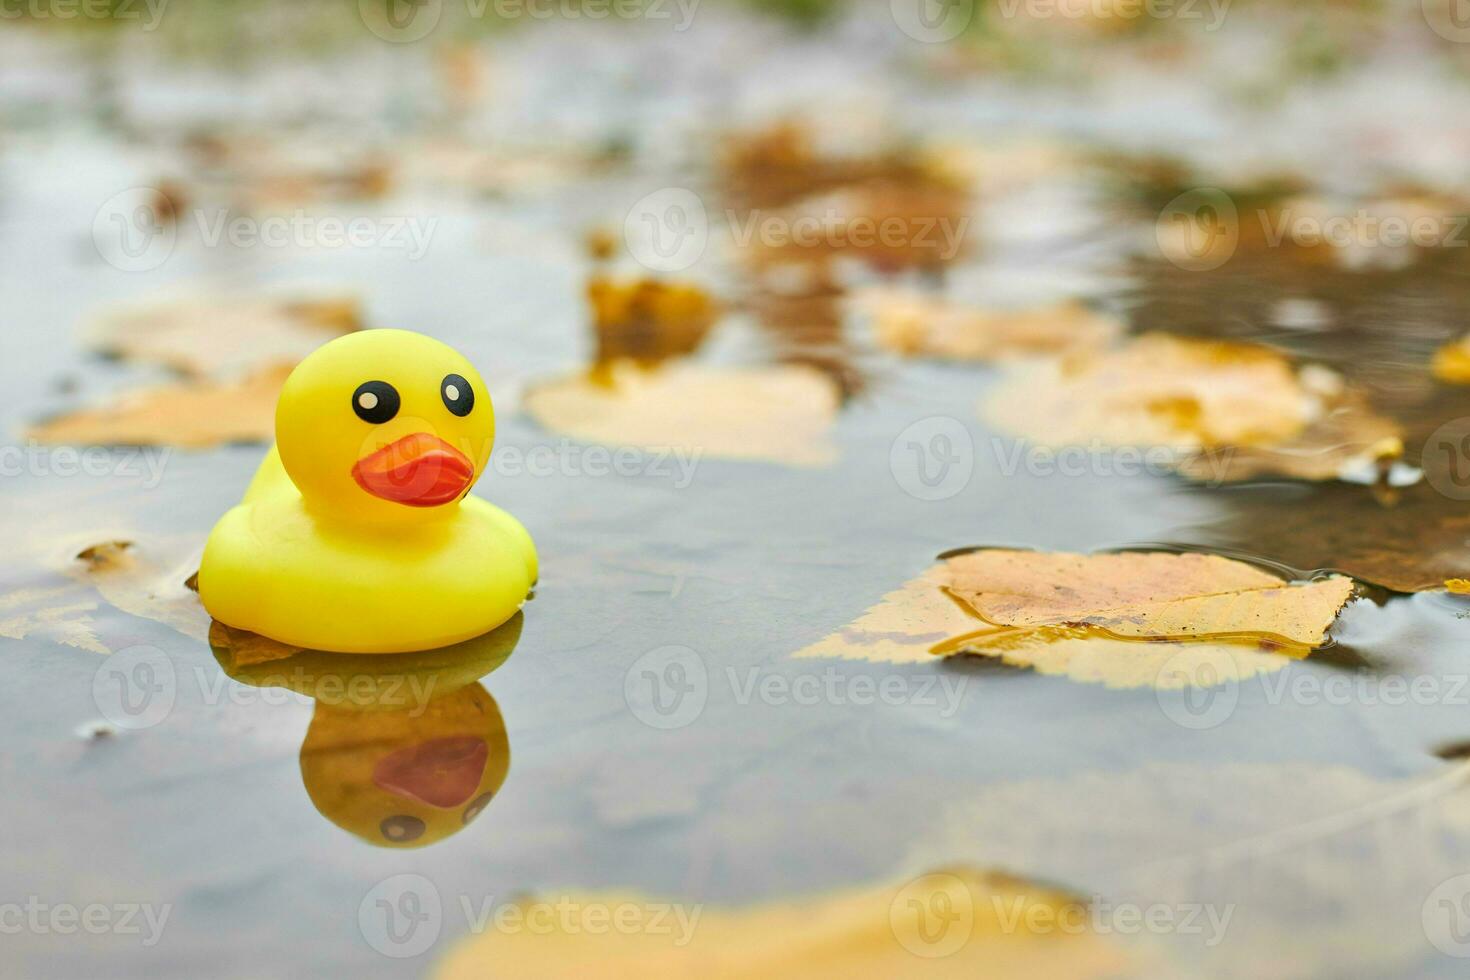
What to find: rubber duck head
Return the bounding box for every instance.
[276,329,495,523]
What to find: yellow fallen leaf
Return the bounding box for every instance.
[433,867,1137,980]
[794,565,986,665]
[524,360,839,467]
[86,294,360,379]
[947,627,1301,690]
[1445,578,1470,595]
[983,334,1401,484]
[984,334,1313,450]
[1432,335,1470,384]
[857,290,1121,361]
[28,365,290,449]
[797,550,1351,688]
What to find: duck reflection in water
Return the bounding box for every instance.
[210,612,521,848]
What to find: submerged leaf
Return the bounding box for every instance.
[524,360,839,467]
[433,867,1137,979]
[0,587,105,655]
[859,290,1121,361]
[29,365,290,449]
[86,294,360,379]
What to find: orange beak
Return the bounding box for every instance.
[372,736,489,808]
[352,433,476,507]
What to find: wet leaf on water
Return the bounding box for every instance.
[28,365,291,449]
[67,536,210,643]
[943,549,1352,645]
[587,276,720,366]
[86,294,361,379]
[0,587,105,655]
[798,550,1352,688]
[524,360,840,467]
[983,334,1402,484]
[858,289,1121,361]
[433,867,1138,979]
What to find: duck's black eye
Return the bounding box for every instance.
[380,815,425,843]
[440,374,474,417]
[352,381,400,424]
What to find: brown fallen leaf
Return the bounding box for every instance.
[524,360,840,467]
[29,364,290,449]
[738,183,971,277]
[797,550,1352,688]
[86,294,361,379]
[944,549,1354,646]
[588,277,719,366]
[858,290,1121,361]
[433,867,1138,980]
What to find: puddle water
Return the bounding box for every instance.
[4,11,1470,979]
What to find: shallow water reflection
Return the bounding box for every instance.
[210,613,521,848]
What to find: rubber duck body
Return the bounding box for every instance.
[199,330,537,653]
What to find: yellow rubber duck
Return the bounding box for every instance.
[199,329,537,653]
